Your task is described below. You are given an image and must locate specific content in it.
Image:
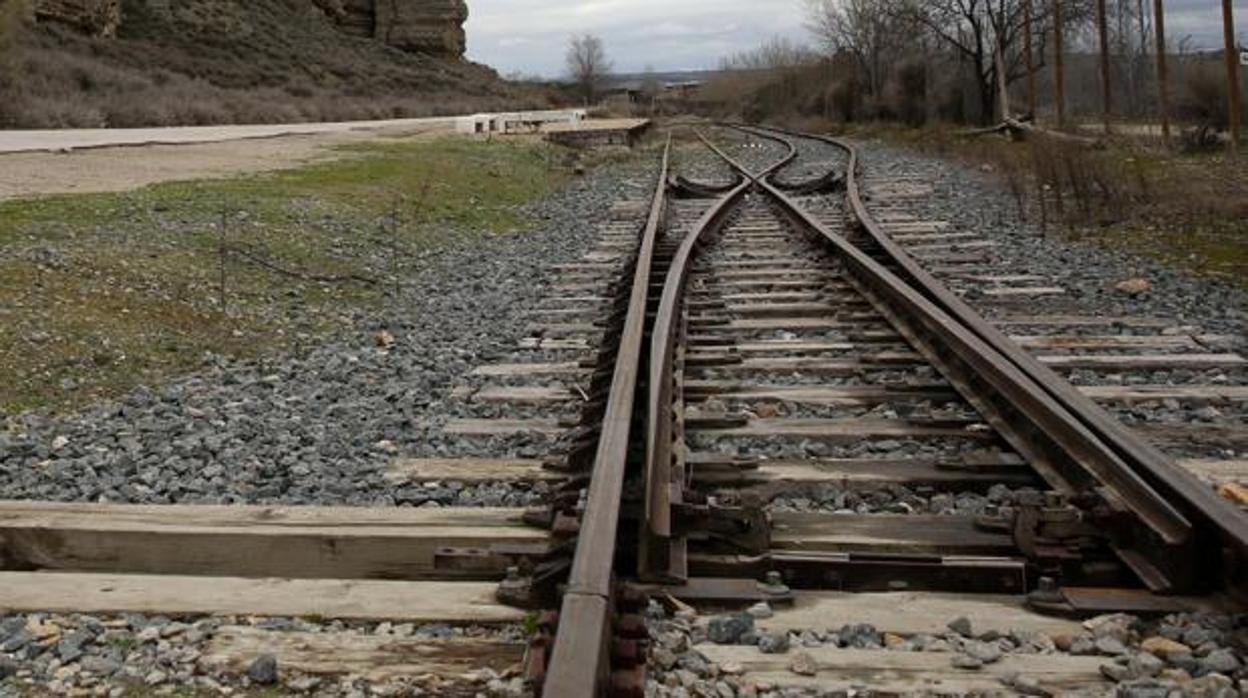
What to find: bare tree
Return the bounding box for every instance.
[896,0,1092,125]
[721,35,816,71]
[566,33,612,106]
[640,64,662,114]
[804,0,901,97]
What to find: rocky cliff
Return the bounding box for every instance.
[30,0,468,58]
[5,0,519,129]
[33,0,121,38]
[316,0,467,57]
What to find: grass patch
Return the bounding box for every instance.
[840,123,1248,287]
[0,136,571,414]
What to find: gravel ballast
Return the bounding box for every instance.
[849,138,1246,341]
[0,156,657,506]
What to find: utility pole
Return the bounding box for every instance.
[1096,0,1113,133]
[1024,0,1037,118]
[1223,0,1241,155]
[1153,0,1170,145]
[1053,0,1066,129]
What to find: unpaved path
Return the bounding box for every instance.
[0,124,448,200]
[0,117,458,154]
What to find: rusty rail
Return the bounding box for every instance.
[541,136,671,697]
[639,130,795,582]
[734,124,1248,595]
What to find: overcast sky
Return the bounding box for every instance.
[465,0,1242,78]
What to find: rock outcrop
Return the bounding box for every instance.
[34,0,121,37]
[317,0,467,58]
[312,0,374,38]
[29,0,468,59]
[376,0,466,57]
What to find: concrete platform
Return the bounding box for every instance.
[544,118,652,147]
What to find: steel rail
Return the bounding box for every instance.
[542,136,671,697]
[735,125,1248,591]
[639,130,796,582]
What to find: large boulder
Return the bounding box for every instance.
[34,0,121,37]
[376,0,466,58]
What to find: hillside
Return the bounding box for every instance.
[0,0,540,128]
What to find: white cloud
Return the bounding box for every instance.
[465,0,808,76]
[464,1,1238,78]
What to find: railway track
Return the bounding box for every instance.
[0,126,1244,696]
[534,126,1248,695]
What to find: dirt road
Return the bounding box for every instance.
[0,122,450,200]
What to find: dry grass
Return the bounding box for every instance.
[845,123,1248,287]
[0,136,572,413]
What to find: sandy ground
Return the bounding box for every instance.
[0,125,448,201]
[0,117,459,154]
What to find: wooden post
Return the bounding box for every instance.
[1096,0,1113,133]
[1153,0,1170,145]
[1053,0,1066,129]
[1223,0,1241,155]
[996,35,1012,121]
[1024,0,1037,118]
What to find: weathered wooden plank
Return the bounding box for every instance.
[386,458,556,483]
[688,418,990,441]
[687,353,923,369]
[687,340,904,355]
[687,359,922,376]
[693,459,1038,489]
[524,322,602,335]
[1180,459,1248,485]
[517,338,591,351]
[770,513,1014,555]
[443,418,563,437]
[1040,353,1246,370]
[1141,424,1248,449]
[954,274,1049,283]
[201,626,523,682]
[758,590,1082,637]
[452,385,578,404]
[1080,385,1248,403]
[715,292,822,303]
[906,240,998,253]
[705,318,888,332]
[684,382,955,406]
[995,315,1172,328]
[724,302,868,317]
[694,279,834,292]
[1011,334,1232,350]
[909,252,992,264]
[0,502,545,580]
[470,362,582,377]
[980,286,1065,297]
[0,573,525,623]
[698,646,1108,693]
[712,269,833,280]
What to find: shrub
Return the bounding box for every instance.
[1178,63,1229,132]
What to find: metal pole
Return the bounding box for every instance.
[1223,0,1241,155]
[1096,0,1113,133]
[1025,0,1037,118]
[1053,0,1066,129]
[1153,0,1170,145]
